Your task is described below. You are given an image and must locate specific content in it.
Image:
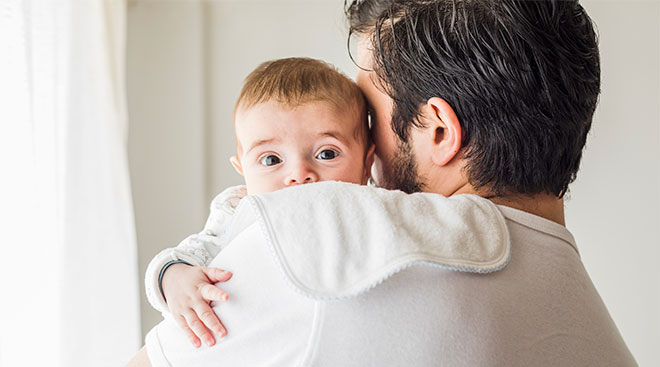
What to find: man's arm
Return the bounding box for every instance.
[125,346,150,367]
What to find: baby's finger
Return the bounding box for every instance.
[194,304,227,338]
[183,309,215,347]
[200,283,229,302]
[202,267,233,283]
[175,314,201,348]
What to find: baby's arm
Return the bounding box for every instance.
[144,185,247,347]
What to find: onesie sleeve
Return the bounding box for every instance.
[144,185,247,313]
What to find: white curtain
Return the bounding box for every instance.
[0,1,141,366]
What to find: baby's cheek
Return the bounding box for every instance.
[329,162,366,185]
[243,173,270,195]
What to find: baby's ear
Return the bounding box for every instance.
[230,156,244,176]
[362,143,375,183]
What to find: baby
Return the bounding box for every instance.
[144,57,374,348]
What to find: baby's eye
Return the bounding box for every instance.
[316,149,338,160]
[259,154,282,167]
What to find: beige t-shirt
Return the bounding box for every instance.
[146,184,635,367]
[306,205,636,366]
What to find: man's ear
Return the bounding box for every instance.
[230,156,243,176]
[420,97,462,167]
[362,142,376,184]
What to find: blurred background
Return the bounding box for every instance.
[1,1,658,366]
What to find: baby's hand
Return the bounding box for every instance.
[161,264,233,348]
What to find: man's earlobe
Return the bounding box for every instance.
[425,97,462,166]
[230,156,244,176]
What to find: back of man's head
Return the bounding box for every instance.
[346,0,600,198]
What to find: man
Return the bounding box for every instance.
[128,0,636,365]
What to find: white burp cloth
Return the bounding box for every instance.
[221,181,511,300]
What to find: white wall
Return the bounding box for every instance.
[126,1,207,336]
[126,1,659,365]
[566,2,660,365]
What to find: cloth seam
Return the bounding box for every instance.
[299,301,325,366]
[496,204,579,256]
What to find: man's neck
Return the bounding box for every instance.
[451,183,566,226]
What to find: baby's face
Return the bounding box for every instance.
[231,100,373,195]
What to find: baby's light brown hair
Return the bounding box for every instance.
[234,57,369,147]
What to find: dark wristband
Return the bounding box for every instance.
[158,259,192,303]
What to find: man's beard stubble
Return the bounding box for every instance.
[374,137,424,194]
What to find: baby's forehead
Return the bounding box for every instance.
[235,100,367,145]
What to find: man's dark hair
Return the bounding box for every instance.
[346,0,600,198]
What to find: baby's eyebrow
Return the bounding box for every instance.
[319,131,348,144]
[246,138,279,155]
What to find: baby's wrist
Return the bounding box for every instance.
[158,260,192,302]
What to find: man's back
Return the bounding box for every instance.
[309,205,635,366]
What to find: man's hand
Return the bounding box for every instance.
[161,264,233,347]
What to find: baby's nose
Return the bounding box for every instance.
[285,166,318,186]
